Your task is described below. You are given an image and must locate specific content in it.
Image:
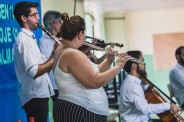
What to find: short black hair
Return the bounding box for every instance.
[124,50,142,73]
[175,46,184,58]
[13,1,39,27]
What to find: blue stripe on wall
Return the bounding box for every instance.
[144,55,170,96]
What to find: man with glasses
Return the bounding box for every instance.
[119,50,179,122]
[13,2,55,122]
[28,13,40,18]
[39,10,63,102]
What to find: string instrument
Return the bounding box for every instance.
[38,23,184,121]
[141,74,184,122]
[86,36,124,48]
[38,23,144,64]
[95,42,123,48]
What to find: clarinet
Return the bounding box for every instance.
[37,23,61,44]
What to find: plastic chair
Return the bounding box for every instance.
[167,83,175,99]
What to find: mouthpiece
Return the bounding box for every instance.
[37,23,42,28]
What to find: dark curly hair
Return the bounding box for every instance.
[13,1,39,27]
[124,50,142,73]
[60,14,85,40]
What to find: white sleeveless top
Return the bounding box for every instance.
[54,49,109,115]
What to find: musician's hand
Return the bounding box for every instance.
[57,37,63,42]
[116,53,131,68]
[50,42,59,57]
[170,103,180,113]
[106,47,116,63]
[53,42,59,51]
[92,38,98,45]
[87,53,98,63]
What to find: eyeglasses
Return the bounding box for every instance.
[56,20,63,24]
[137,60,145,65]
[139,61,146,65]
[28,13,39,18]
[131,58,145,65]
[53,20,63,25]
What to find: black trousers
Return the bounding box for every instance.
[53,99,107,122]
[23,98,49,122]
[51,89,59,102]
[151,119,162,122]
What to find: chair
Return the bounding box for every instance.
[167,83,175,99]
[107,109,119,122]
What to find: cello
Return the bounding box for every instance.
[141,74,184,122]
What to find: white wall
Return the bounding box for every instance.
[104,12,127,52]
[40,0,84,21]
[84,1,104,38]
[125,7,184,54]
[40,1,184,56]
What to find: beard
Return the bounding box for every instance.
[137,64,146,75]
[180,56,184,65]
[29,22,39,30]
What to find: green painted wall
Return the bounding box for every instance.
[144,55,170,96]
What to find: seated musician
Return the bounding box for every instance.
[169,46,184,105]
[119,50,179,122]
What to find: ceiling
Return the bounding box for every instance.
[84,0,184,12]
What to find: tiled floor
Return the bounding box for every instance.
[108,106,184,122]
[49,98,184,122]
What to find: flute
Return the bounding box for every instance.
[83,41,144,65]
[37,23,143,64]
[37,23,61,44]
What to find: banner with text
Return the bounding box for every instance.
[0,0,41,121]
